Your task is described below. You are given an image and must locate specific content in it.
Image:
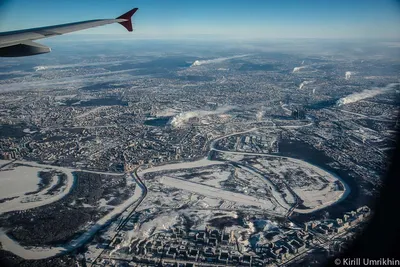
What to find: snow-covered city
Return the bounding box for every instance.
[0,36,399,267]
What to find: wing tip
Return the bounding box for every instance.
[117,8,139,32]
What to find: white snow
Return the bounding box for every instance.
[211,149,350,214]
[160,176,284,215]
[196,197,221,208]
[201,170,230,187]
[237,165,292,210]
[176,168,231,188]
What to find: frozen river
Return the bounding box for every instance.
[0,122,350,260]
[0,161,143,260]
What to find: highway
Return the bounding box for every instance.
[90,118,346,264]
[91,167,148,266]
[115,169,148,231]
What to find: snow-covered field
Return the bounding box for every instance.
[159,176,285,215]
[172,166,231,188]
[293,185,343,212]
[197,169,231,187]
[212,146,350,213]
[235,165,292,210]
[138,148,349,217]
[137,156,288,215]
[255,157,350,212]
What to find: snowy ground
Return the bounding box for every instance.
[159,176,284,215]
[138,157,287,215]
[235,165,292,210]
[192,169,231,187]
[218,151,350,213]
[260,157,351,213]
[171,166,231,188]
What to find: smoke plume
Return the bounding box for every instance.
[293,66,307,73]
[256,109,265,121]
[191,55,248,67]
[299,80,313,89]
[336,83,399,106]
[170,106,234,127]
[345,71,352,80]
[34,66,48,71]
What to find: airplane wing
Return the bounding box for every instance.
[0,7,138,57]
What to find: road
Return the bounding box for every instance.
[0,117,349,262]
[86,117,351,265]
[91,168,147,266]
[116,169,148,231]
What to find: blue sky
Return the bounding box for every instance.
[0,0,399,39]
